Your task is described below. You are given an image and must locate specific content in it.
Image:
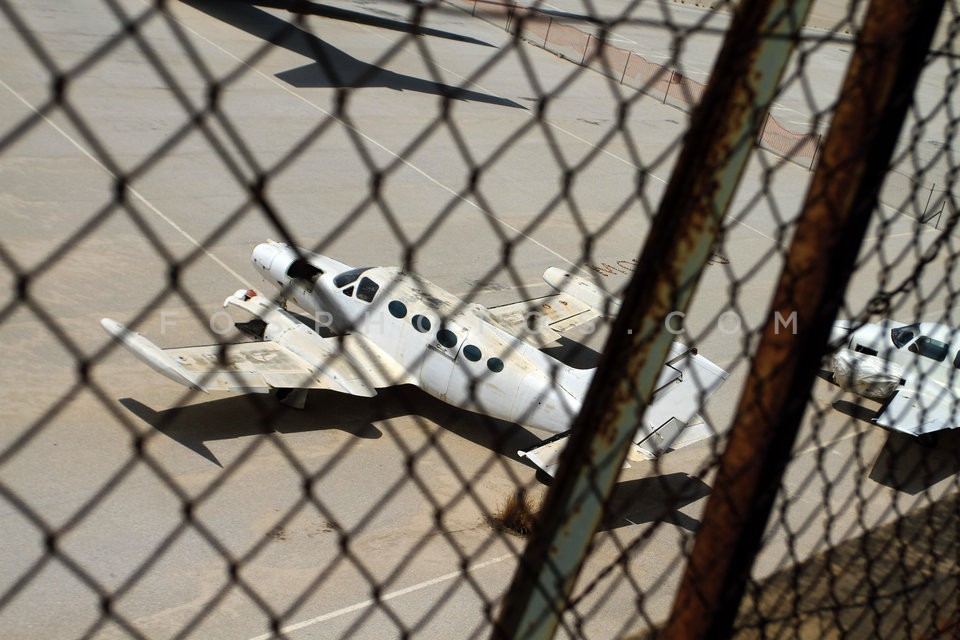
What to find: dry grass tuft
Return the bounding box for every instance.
[492,489,540,537]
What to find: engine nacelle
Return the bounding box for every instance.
[831,348,904,400]
[252,242,353,289]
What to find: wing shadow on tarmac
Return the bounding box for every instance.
[599,472,710,532]
[868,429,960,495]
[120,384,542,467]
[832,399,960,494]
[182,0,524,107]
[832,398,879,423]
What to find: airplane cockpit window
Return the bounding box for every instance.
[356,277,380,303]
[342,286,354,297]
[891,324,921,348]
[907,335,949,362]
[953,349,960,369]
[333,268,368,289]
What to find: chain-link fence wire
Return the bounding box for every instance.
[0,0,957,638]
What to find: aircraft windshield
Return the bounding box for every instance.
[908,335,949,362]
[891,323,920,348]
[356,277,380,303]
[333,267,368,288]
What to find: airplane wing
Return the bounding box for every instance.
[873,388,956,437]
[519,342,728,477]
[486,267,623,347]
[101,319,392,397]
[485,294,600,346]
[101,289,412,398]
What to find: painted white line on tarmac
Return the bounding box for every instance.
[793,424,867,458]
[0,77,251,287]
[246,553,514,640]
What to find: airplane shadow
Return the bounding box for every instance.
[251,0,493,47]
[599,472,710,532]
[541,336,601,369]
[832,400,960,494]
[121,393,383,466]
[868,429,960,495]
[121,384,543,467]
[182,0,523,107]
[832,399,880,424]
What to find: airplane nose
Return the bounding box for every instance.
[251,242,280,271]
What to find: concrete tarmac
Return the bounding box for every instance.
[1,0,957,638]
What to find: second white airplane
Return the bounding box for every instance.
[102,241,728,476]
[831,319,960,444]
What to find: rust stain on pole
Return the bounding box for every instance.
[493,0,814,638]
[662,0,947,639]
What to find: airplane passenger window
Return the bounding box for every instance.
[907,336,949,362]
[891,324,921,348]
[333,268,368,288]
[463,345,482,362]
[487,357,504,373]
[388,300,407,318]
[954,350,960,369]
[356,277,380,303]
[437,329,458,348]
[412,315,431,333]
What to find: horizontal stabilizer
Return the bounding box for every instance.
[519,432,631,478]
[632,417,715,460]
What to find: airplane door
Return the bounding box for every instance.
[419,327,466,400]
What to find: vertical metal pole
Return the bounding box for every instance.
[923,182,936,221]
[662,71,674,103]
[492,0,814,638]
[809,133,822,171]
[662,0,947,638]
[757,112,770,147]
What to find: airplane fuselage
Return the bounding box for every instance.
[101,241,729,474]
[834,319,960,393]
[251,242,584,433]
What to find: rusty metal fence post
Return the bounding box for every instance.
[661,0,948,638]
[491,0,815,637]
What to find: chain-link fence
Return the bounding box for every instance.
[1,0,958,638]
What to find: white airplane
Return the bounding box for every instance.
[101,241,729,476]
[830,319,960,444]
